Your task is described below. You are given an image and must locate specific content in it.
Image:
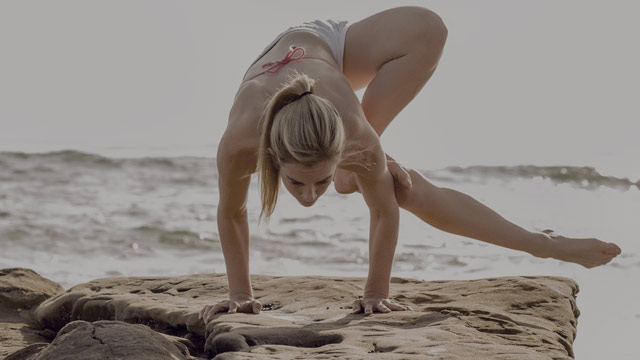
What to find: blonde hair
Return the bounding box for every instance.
[257,72,345,221]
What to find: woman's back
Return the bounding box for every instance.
[221,31,368,175]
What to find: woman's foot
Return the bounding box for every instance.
[534,229,622,268]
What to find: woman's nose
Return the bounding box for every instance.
[301,186,317,202]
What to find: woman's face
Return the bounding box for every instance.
[280,160,337,207]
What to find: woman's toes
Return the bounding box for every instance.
[611,243,622,254]
[603,243,621,255]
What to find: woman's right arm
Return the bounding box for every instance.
[199,131,262,323]
[217,148,253,297]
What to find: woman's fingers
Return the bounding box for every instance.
[351,298,413,315]
[376,303,391,313]
[352,299,362,314]
[202,302,228,323]
[399,166,412,188]
[364,303,374,316]
[200,304,216,321]
[201,297,412,320]
[383,300,413,311]
[251,301,262,314]
[388,160,412,188]
[389,163,399,181]
[234,300,261,313]
[227,300,238,314]
[382,300,403,311]
[208,304,221,318]
[200,299,263,324]
[198,305,208,320]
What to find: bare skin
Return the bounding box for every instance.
[280,161,335,207]
[199,6,621,323]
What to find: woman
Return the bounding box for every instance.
[199,6,621,322]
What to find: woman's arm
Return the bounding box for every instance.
[217,150,254,297]
[355,141,400,297]
[346,132,410,315]
[200,134,261,323]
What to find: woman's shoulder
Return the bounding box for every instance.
[218,83,265,174]
[219,114,260,158]
[226,79,270,139]
[217,122,259,176]
[229,80,269,121]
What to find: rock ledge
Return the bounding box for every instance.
[2,272,580,360]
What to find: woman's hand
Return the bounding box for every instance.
[199,294,262,324]
[387,159,412,188]
[351,292,413,316]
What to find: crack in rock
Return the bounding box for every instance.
[206,327,343,357]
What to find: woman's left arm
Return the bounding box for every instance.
[350,137,412,315]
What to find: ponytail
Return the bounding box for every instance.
[257,71,345,221]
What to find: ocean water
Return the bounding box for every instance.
[0,149,638,359]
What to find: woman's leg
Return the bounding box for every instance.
[341,6,621,267]
[343,6,447,136]
[395,170,620,268]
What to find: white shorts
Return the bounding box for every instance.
[246,19,351,74]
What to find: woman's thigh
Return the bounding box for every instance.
[343,6,447,91]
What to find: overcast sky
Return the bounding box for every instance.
[1,0,638,178]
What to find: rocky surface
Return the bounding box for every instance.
[0,269,64,359]
[26,320,191,360]
[1,270,580,359]
[0,269,64,310]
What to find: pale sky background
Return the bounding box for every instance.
[1,0,638,179]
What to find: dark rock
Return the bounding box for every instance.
[0,268,64,359]
[0,268,64,309]
[4,343,48,360]
[31,320,191,360]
